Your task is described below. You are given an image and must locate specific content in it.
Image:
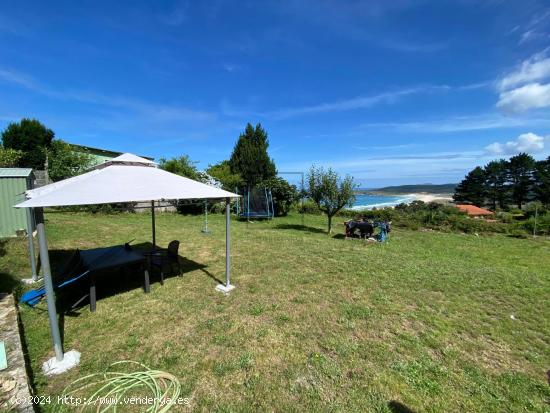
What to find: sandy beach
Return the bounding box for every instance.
[410,193,453,203]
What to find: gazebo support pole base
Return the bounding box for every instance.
[42,350,81,376]
[21,278,39,285]
[215,284,235,294]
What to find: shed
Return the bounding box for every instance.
[0,168,34,238]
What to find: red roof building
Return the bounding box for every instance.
[455,204,494,217]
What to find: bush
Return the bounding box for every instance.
[176,200,204,215]
[522,213,550,235]
[0,147,24,167]
[51,203,136,214]
[331,201,516,235]
[261,177,299,216]
[298,200,322,215]
[46,140,93,182]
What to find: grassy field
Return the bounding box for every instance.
[1,211,550,412]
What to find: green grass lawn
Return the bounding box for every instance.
[1,211,550,412]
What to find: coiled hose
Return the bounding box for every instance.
[53,361,182,413]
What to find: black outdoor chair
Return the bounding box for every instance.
[148,240,182,284]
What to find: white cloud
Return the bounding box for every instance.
[496,50,550,113]
[496,82,550,113]
[357,113,550,133]
[498,51,550,91]
[485,132,547,155]
[0,66,214,122]
[260,85,454,119]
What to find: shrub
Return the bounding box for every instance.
[0,147,24,167]
[261,177,299,216]
[298,200,322,215]
[522,213,550,235]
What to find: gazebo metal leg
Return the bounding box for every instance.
[35,208,64,361]
[89,274,96,312]
[216,197,235,294]
[26,207,37,281]
[144,268,150,293]
[151,200,156,250]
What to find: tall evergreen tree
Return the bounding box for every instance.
[453,166,486,206]
[1,118,54,169]
[507,153,536,209]
[534,156,550,206]
[229,123,276,187]
[484,159,508,210]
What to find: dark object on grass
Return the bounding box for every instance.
[344,219,391,242]
[345,220,374,238]
[21,245,150,312]
[147,240,182,284]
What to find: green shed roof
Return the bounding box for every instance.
[0,168,33,178]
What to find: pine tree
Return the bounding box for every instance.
[484,159,508,210]
[229,123,276,187]
[534,156,550,206]
[507,153,536,209]
[453,166,486,206]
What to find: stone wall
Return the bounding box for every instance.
[0,294,34,412]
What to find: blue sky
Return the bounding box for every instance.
[1,0,550,187]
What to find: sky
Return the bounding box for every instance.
[1,0,550,187]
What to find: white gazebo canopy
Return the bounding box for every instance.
[15,153,238,370]
[17,153,237,208]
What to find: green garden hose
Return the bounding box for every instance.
[53,361,182,413]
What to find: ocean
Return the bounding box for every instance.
[351,193,415,210]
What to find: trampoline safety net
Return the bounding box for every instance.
[236,187,274,219]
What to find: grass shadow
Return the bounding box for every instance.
[388,400,416,413]
[0,271,20,294]
[332,234,346,239]
[199,267,224,285]
[15,302,45,413]
[48,242,212,313]
[0,239,7,257]
[274,224,327,235]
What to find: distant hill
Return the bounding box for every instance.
[359,183,457,195]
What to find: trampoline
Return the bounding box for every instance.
[235,186,274,219]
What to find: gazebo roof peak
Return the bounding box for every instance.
[94,152,157,169]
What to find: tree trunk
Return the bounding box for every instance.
[327,214,332,235]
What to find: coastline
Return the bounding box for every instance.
[350,192,453,210]
[410,193,453,203]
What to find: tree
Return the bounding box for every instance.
[484,159,508,210]
[0,147,24,167]
[534,156,550,206]
[159,155,203,181]
[507,153,536,209]
[46,140,94,182]
[261,176,299,216]
[206,160,244,191]
[1,118,54,169]
[306,165,356,234]
[453,166,486,207]
[159,155,208,214]
[229,123,276,187]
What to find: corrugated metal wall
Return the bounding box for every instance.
[0,177,29,238]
